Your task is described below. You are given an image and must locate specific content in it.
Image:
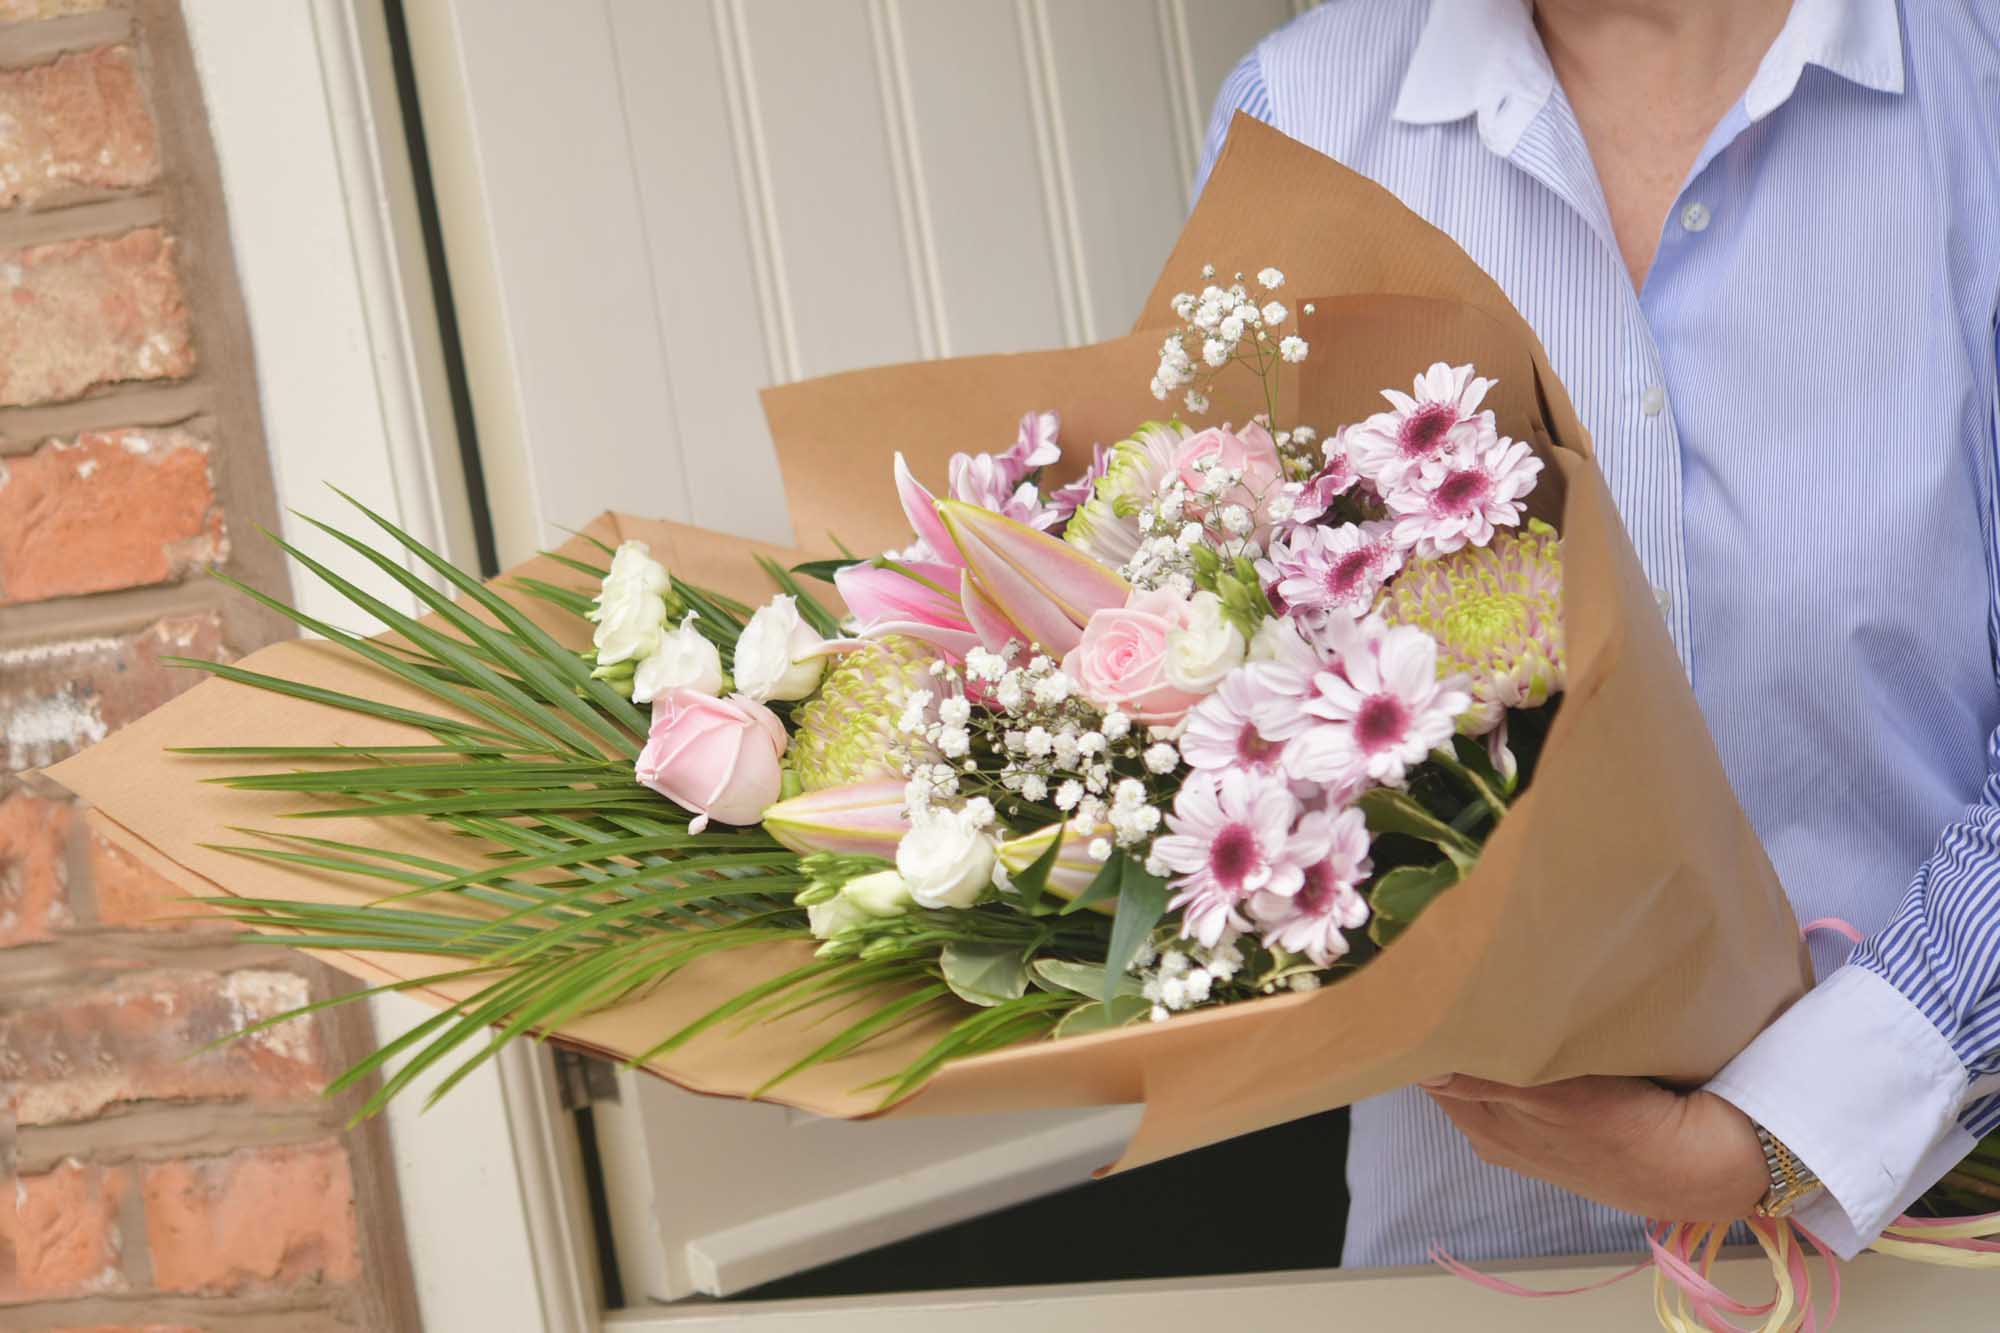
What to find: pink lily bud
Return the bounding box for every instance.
[762,779,909,858]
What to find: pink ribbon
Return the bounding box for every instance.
[1428,914,1998,1328]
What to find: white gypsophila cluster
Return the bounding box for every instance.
[959,648,1171,855]
[1118,452,1271,590]
[1136,933,1247,1021]
[1151,264,1302,414]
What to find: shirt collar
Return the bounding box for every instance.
[1392,0,1905,150]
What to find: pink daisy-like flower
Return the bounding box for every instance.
[1044,441,1110,532]
[1384,432,1544,558]
[1287,448,1360,526]
[1345,362,1496,493]
[1154,768,1306,948]
[1283,615,1471,791]
[1179,668,1290,773]
[1269,521,1406,622]
[1248,806,1372,966]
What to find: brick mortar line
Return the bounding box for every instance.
[0,8,134,70]
[0,189,165,249]
[0,1293,361,1332]
[0,935,328,989]
[0,571,232,648]
[0,382,212,450]
[16,1102,351,1174]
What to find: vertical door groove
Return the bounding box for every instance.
[1019,0,1095,344]
[602,0,698,518]
[869,0,947,359]
[714,0,802,383]
[1155,0,1200,201]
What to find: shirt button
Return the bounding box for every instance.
[1652,585,1672,614]
[1641,384,1667,417]
[1680,201,1711,232]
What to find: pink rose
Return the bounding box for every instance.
[1174,422,1285,538]
[636,689,789,830]
[1060,589,1203,725]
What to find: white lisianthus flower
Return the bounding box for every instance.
[1247,613,1309,664]
[1164,590,1247,693]
[896,811,997,909]
[590,585,666,666]
[631,612,724,703]
[588,541,672,665]
[844,868,917,917]
[734,595,827,702]
[807,893,870,941]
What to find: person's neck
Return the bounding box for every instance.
[1533,0,1793,108]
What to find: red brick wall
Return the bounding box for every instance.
[1,4,418,1330]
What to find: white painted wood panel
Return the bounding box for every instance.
[1029,0,1187,341]
[607,0,794,543]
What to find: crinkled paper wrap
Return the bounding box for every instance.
[47,117,1811,1172]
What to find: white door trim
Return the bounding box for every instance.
[180,5,594,1331]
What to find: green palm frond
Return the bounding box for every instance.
[182,497,1101,1120]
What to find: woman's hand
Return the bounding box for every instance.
[1421,1074,1770,1222]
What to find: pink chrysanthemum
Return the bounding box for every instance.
[1155,769,1308,948]
[1269,521,1405,622]
[1345,362,1496,493]
[1287,448,1360,526]
[1385,433,1543,559]
[1283,615,1471,791]
[1179,668,1290,773]
[1248,806,1372,966]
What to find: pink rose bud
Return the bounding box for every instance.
[1060,588,1205,725]
[636,689,789,830]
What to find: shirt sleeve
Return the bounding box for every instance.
[1192,49,1273,207]
[1705,321,2000,1259]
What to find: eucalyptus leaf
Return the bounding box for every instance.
[939,942,1031,1007]
[1032,958,1141,999]
[1370,860,1460,923]
[1357,787,1480,872]
[1053,994,1152,1038]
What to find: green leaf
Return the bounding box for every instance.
[1369,860,1460,923]
[1052,993,1151,1038]
[1005,827,1066,916]
[1357,788,1480,873]
[1032,958,1141,999]
[939,942,1031,1008]
[1368,914,1407,948]
[1059,853,1122,915]
[791,558,860,585]
[1101,858,1167,1003]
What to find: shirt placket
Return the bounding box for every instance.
[1496,92,1696,666]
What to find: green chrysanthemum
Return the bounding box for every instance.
[1062,421,1191,566]
[1380,520,1564,734]
[787,636,938,791]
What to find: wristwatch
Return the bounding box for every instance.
[1752,1122,1822,1218]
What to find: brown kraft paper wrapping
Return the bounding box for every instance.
[47,115,1811,1173]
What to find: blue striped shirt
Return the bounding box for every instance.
[1197,0,2000,1266]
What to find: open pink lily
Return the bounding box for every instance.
[762,779,909,859]
[938,500,1126,657]
[834,559,979,658]
[894,453,963,569]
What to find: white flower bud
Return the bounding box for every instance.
[733,595,827,702]
[631,612,724,702]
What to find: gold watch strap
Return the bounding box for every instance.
[1753,1123,1822,1218]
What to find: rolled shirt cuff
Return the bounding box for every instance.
[1704,964,1974,1259]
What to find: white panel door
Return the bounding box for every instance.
[404,0,1296,1305]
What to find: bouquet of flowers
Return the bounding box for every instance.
[61,115,1988,1328]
